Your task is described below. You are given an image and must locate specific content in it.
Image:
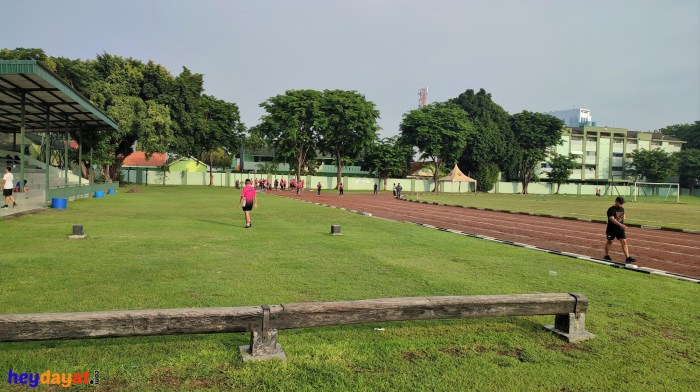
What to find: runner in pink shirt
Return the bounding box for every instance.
[238,179,258,228]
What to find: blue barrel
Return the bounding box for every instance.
[107,188,116,195]
[95,191,105,198]
[51,198,67,209]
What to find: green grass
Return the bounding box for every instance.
[406,192,700,231]
[1,186,699,391]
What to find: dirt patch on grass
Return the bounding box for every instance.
[148,367,213,389]
[440,344,465,356]
[546,343,585,353]
[496,349,526,362]
[401,351,418,362]
[474,345,487,353]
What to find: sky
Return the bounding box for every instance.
[2,0,699,137]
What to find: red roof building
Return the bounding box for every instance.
[122,151,168,168]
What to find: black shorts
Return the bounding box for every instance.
[242,201,254,211]
[2,189,12,197]
[606,230,626,240]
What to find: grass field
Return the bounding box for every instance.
[405,192,700,231]
[1,186,699,391]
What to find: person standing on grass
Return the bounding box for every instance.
[317,181,322,197]
[373,183,378,195]
[338,181,344,197]
[2,167,16,208]
[238,179,257,228]
[603,196,635,263]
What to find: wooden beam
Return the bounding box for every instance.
[0,306,263,342]
[270,293,585,329]
[0,294,592,348]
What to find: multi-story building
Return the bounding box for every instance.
[539,125,684,183]
[545,108,594,127]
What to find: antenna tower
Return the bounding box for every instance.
[418,87,428,108]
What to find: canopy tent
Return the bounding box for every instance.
[438,164,477,193]
[0,60,118,202]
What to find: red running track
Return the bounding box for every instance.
[273,190,700,280]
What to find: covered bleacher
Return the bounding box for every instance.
[0,60,119,214]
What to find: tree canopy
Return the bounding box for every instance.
[254,89,323,181]
[318,90,380,187]
[627,148,678,183]
[0,48,243,182]
[449,89,514,191]
[363,136,413,190]
[547,154,578,194]
[676,149,700,192]
[509,111,564,194]
[660,121,700,150]
[400,102,473,192]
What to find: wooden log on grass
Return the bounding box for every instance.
[0,306,263,342]
[269,293,586,329]
[0,293,594,361]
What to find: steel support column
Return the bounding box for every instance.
[45,106,50,199]
[19,94,25,193]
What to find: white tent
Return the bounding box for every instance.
[438,164,477,193]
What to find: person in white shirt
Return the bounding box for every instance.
[2,167,17,208]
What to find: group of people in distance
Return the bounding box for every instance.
[234,178,304,193]
[316,181,344,197]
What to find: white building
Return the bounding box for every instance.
[545,108,593,127]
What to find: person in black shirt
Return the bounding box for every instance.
[604,196,636,263]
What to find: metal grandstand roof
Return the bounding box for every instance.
[0,60,118,132]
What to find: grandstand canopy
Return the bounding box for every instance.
[0,60,118,132]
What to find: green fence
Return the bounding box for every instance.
[45,183,119,202]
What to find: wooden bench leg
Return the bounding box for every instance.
[239,305,286,361]
[239,329,286,361]
[545,313,596,343]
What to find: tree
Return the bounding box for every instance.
[676,149,700,193]
[2,48,241,183]
[660,121,700,149]
[449,89,514,191]
[196,95,245,186]
[627,148,678,183]
[510,111,565,194]
[318,90,380,188]
[400,103,473,192]
[548,154,578,194]
[364,136,412,190]
[255,90,323,182]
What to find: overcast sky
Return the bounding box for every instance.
[3,0,699,136]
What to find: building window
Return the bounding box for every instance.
[612,152,624,157]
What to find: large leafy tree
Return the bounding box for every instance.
[400,103,473,192]
[627,148,678,183]
[676,149,700,192]
[547,154,578,194]
[255,90,323,182]
[449,89,514,191]
[196,95,245,186]
[318,90,380,187]
[2,48,242,183]
[364,136,412,190]
[660,121,699,149]
[510,111,565,194]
